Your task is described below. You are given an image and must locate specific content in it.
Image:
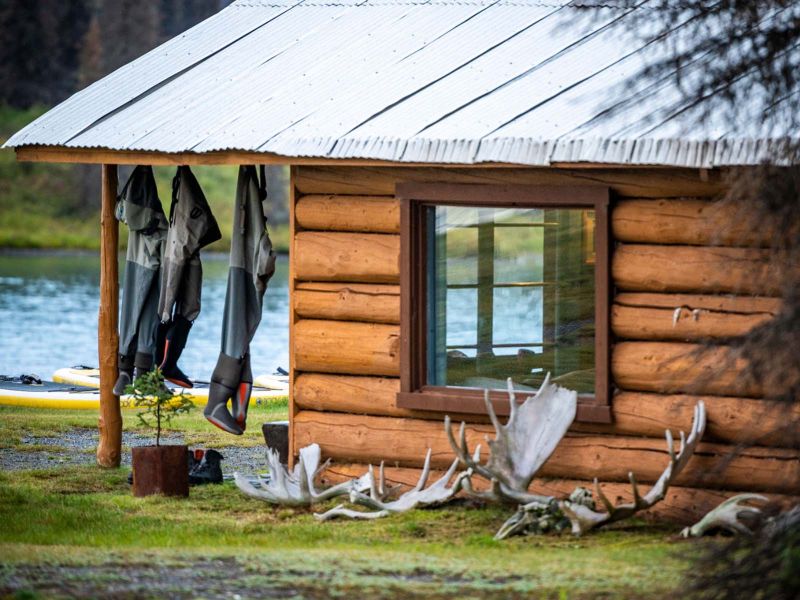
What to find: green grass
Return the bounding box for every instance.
[0,403,693,598]
[0,466,691,597]
[0,105,289,252]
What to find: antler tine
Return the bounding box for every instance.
[413,449,433,492]
[378,461,386,498]
[506,377,517,421]
[445,416,470,465]
[484,387,504,435]
[313,457,332,481]
[298,456,311,499]
[594,477,615,514]
[665,428,676,463]
[629,472,643,508]
[368,464,379,500]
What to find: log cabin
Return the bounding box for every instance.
[5,0,798,523]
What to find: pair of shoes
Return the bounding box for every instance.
[127,448,223,486]
[189,448,224,485]
[204,353,252,436]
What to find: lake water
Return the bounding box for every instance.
[0,252,290,381]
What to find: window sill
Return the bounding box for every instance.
[396,389,612,424]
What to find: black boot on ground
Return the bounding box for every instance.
[159,315,194,388]
[204,352,244,435]
[113,354,135,396]
[189,449,223,485]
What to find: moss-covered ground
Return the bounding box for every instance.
[0,404,693,598]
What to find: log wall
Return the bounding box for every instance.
[288,165,798,520]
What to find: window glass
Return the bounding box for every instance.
[426,205,595,394]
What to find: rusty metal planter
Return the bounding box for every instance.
[131,445,189,497]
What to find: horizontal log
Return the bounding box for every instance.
[321,464,800,525]
[612,244,777,295]
[295,410,800,494]
[588,392,800,449]
[611,304,771,341]
[295,195,400,233]
[294,373,799,448]
[612,198,767,247]
[295,373,403,415]
[294,282,400,324]
[294,319,400,376]
[614,292,781,315]
[612,341,760,397]
[294,373,493,422]
[295,166,724,198]
[294,231,399,283]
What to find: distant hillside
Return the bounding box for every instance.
[0,106,289,252]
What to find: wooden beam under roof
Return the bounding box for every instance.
[14,145,685,169]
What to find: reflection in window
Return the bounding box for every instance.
[426,205,595,394]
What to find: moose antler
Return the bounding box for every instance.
[314,449,470,521]
[559,401,707,535]
[680,493,768,537]
[445,375,577,504]
[234,443,368,506]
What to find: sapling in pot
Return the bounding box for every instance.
[125,368,194,497]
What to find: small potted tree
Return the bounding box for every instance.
[125,368,194,497]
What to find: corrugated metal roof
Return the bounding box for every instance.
[5,0,796,167]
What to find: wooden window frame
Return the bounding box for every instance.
[396,182,612,424]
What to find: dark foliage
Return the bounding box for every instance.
[0,0,231,109]
[0,0,91,108]
[684,507,800,600]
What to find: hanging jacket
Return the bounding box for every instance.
[205,165,276,435]
[156,166,221,388]
[113,166,168,395]
[158,166,221,323]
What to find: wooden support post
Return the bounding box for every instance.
[97,164,122,468]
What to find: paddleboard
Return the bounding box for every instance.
[54,367,289,394]
[0,375,286,410]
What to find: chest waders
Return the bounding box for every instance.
[157,166,221,388]
[113,166,168,396]
[205,165,276,435]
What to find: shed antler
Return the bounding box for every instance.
[445,375,577,505]
[314,449,469,521]
[680,493,768,537]
[234,443,368,506]
[559,401,707,535]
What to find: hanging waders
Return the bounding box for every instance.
[157,166,221,387]
[205,165,276,435]
[113,166,168,396]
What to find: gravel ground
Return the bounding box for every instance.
[0,428,269,474]
[0,559,537,600]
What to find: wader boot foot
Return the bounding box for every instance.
[133,352,154,380]
[113,354,135,396]
[205,352,244,435]
[159,315,194,388]
[231,353,253,432]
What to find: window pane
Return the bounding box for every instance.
[426,205,595,394]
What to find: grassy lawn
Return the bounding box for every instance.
[0,404,693,598]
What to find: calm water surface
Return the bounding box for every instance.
[0,252,289,381]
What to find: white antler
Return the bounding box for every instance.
[559,401,707,535]
[445,375,577,504]
[680,493,768,537]
[234,443,369,506]
[314,449,469,521]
